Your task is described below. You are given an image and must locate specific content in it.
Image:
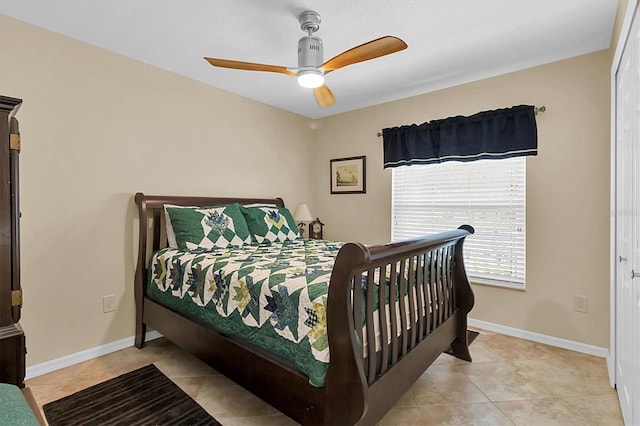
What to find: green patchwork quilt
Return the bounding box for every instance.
[147,239,344,387]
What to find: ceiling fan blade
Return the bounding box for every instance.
[204,57,296,76]
[322,36,407,72]
[313,85,335,108]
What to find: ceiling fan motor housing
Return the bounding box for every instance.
[298,35,324,68]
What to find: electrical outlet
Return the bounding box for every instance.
[103,295,116,313]
[573,295,588,313]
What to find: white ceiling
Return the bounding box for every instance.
[0,0,618,119]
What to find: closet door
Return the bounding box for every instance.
[615,6,640,425]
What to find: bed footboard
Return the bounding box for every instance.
[324,226,474,425]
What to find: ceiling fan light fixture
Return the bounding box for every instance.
[204,8,407,108]
[297,70,324,88]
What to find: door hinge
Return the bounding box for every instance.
[10,134,20,151]
[11,289,22,306]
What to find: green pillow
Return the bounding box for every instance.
[241,206,300,243]
[165,204,252,250]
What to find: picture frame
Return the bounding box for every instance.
[330,156,366,194]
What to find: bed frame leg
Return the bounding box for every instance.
[135,322,146,349]
[449,317,472,362]
[450,337,472,362]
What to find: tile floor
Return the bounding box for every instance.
[26,329,623,425]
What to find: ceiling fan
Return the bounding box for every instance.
[204,10,407,108]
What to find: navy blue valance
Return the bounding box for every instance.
[382,105,538,168]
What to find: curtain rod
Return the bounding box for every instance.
[376,105,546,137]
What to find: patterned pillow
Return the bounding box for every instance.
[165,203,252,250]
[241,206,299,243]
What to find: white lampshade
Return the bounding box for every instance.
[293,203,313,222]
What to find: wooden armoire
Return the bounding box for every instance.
[0,95,25,387]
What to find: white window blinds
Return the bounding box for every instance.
[392,157,526,288]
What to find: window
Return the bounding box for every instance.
[392,157,525,289]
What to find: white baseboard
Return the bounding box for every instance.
[468,318,610,358]
[25,331,163,380]
[606,352,616,388]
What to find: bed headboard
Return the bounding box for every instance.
[134,192,285,281]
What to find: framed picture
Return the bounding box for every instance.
[330,156,366,194]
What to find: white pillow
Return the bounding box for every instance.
[164,204,182,249]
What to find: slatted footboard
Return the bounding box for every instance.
[324,226,474,425]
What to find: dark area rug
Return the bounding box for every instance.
[43,364,221,426]
[444,329,479,356]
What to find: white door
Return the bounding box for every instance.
[615,5,640,425]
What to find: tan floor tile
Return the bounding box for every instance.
[433,352,469,365]
[510,356,614,399]
[153,351,220,378]
[464,354,614,402]
[26,383,72,407]
[408,364,490,405]
[91,345,158,374]
[193,375,278,418]
[25,358,97,387]
[378,406,431,425]
[493,397,624,426]
[425,402,514,425]
[170,375,209,400]
[141,335,179,351]
[58,364,116,395]
[392,386,421,408]
[561,394,624,426]
[495,398,580,426]
[379,403,513,426]
[463,361,553,401]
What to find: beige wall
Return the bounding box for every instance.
[0,15,315,366]
[313,50,612,348]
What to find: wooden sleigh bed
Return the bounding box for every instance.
[134,193,475,425]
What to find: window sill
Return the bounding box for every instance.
[470,277,526,291]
